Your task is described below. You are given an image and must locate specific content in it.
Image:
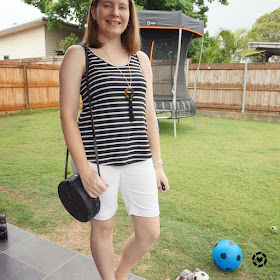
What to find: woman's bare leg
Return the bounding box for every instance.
[90,216,116,280]
[115,216,160,280]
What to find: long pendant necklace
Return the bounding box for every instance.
[102,48,135,122]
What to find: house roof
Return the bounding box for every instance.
[0,17,48,37]
[0,17,80,37]
[249,42,280,56]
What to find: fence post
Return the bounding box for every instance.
[23,65,29,110]
[241,62,248,113]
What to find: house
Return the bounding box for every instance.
[0,17,84,60]
[248,42,280,62]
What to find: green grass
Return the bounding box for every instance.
[0,108,279,280]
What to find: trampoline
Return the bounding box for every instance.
[137,10,204,136]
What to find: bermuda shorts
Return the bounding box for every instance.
[71,158,160,221]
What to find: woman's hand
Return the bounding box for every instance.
[80,168,108,198]
[154,165,170,193]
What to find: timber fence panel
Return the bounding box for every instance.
[0,62,60,114]
[27,65,60,109]
[152,60,173,101]
[187,62,280,113]
[245,64,280,112]
[188,64,245,110]
[0,63,26,112]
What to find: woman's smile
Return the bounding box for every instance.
[106,19,121,26]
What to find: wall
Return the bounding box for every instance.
[0,19,84,60]
[45,25,84,57]
[0,25,46,60]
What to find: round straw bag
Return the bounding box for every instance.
[58,174,100,222]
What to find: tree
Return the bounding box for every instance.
[191,28,261,64]
[61,33,81,53]
[251,8,280,42]
[22,0,229,60]
[191,35,225,64]
[22,0,89,29]
[189,7,280,64]
[22,0,228,29]
[232,29,262,62]
[188,33,220,63]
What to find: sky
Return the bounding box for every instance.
[205,0,279,36]
[0,0,279,36]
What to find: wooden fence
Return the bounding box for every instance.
[187,62,280,114]
[8,56,63,65]
[0,59,279,115]
[0,61,60,113]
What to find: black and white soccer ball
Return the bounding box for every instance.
[193,271,211,280]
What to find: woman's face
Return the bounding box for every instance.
[92,0,130,41]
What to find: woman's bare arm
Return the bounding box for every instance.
[59,45,107,197]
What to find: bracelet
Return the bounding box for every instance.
[153,160,164,167]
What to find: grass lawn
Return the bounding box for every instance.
[0,108,279,280]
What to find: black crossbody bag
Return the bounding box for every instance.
[58,45,100,223]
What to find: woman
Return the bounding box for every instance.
[59,0,169,279]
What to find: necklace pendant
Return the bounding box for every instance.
[124,88,135,121]
[128,98,135,122]
[124,88,134,100]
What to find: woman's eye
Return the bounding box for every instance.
[104,4,111,8]
[119,6,127,10]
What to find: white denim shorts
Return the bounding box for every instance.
[71,158,160,221]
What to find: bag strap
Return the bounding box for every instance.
[64,44,100,179]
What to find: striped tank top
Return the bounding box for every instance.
[78,47,152,165]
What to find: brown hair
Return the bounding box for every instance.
[82,0,141,55]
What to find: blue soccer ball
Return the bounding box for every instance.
[212,240,242,271]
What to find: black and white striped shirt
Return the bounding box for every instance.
[78,47,152,165]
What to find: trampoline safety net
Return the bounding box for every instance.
[138,10,204,120]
